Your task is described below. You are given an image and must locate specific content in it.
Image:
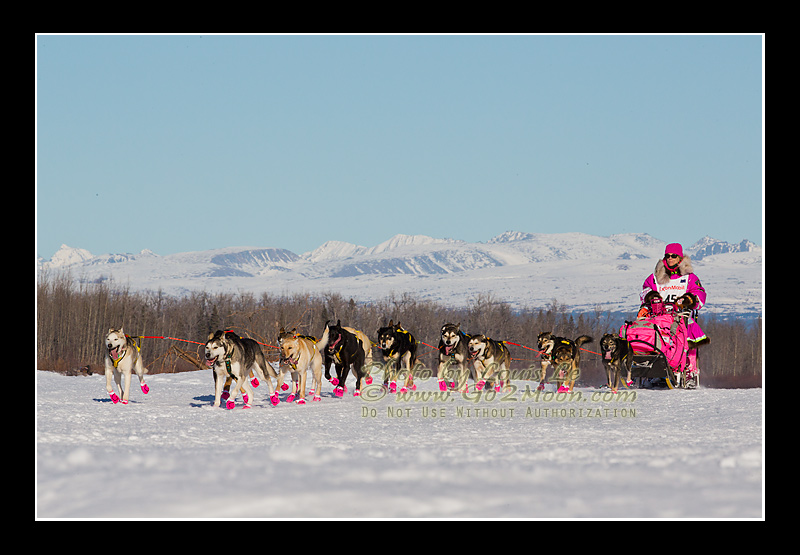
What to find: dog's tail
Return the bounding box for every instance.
[575,335,593,347]
[317,321,331,350]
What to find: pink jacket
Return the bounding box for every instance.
[642,255,707,343]
[641,255,707,310]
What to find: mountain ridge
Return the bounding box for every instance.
[37,231,762,316]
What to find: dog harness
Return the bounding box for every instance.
[223,343,236,379]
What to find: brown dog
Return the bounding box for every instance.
[600,333,632,393]
[278,327,323,403]
[537,332,592,392]
[467,334,512,392]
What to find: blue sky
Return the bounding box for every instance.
[36,34,763,259]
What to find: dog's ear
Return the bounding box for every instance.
[118,326,124,335]
[291,328,298,338]
[207,332,215,341]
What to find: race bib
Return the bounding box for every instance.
[654,275,689,304]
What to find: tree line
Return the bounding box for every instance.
[36,270,762,388]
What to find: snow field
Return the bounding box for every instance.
[36,370,762,519]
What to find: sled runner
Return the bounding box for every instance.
[619,310,692,389]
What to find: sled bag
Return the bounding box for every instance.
[620,314,688,370]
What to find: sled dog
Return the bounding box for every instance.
[467,334,512,392]
[318,320,369,397]
[377,320,418,393]
[205,330,283,409]
[104,327,150,404]
[536,332,552,391]
[537,332,592,392]
[278,327,323,403]
[600,333,633,393]
[437,323,471,391]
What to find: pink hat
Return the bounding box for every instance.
[664,243,684,257]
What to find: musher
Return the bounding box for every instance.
[641,243,708,387]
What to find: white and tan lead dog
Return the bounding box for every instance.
[104,327,150,404]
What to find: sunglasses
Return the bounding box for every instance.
[664,253,681,259]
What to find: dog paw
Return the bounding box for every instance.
[438,380,447,392]
[226,400,236,410]
[296,398,306,405]
[141,384,150,394]
[109,392,120,404]
[287,394,295,403]
[251,377,260,388]
[270,393,280,406]
[281,383,289,391]
[312,395,321,402]
[334,386,344,398]
[365,376,373,385]
[353,389,361,397]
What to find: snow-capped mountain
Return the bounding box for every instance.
[37,232,762,316]
[691,237,759,261]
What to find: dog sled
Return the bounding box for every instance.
[619,310,695,389]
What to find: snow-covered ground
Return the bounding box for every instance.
[36,370,763,519]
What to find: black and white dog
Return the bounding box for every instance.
[437,323,471,392]
[600,333,633,392]
[318,320,367,397]
[377,320,418,393]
